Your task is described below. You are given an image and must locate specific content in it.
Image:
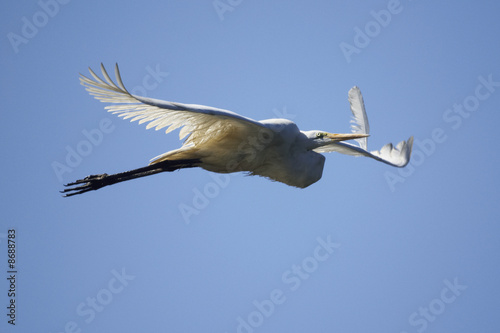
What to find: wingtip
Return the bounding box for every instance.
[394,136,414,168]
[407,135,414,148]
[349,86,361,93]
[407,135,414,156]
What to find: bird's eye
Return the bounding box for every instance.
[316,132,325,138]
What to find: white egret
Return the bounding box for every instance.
[62,64,413,196]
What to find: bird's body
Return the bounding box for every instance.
[62,64,413,196]
[153,118,326,188]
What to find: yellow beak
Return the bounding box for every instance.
[326,133,369,142]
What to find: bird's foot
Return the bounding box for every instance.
[61,174,110,197]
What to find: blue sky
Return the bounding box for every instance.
[1,0,500,332]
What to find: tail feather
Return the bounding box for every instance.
[149,146,201,165]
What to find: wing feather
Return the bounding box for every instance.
[317,137,413,167]
[314,86,413,167]
[348,86,369,149]
[79,64,267,146]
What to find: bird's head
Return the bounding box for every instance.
[303,130,369,149]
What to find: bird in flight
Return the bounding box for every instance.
[62,64,413,196]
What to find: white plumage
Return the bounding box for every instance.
[63,64,413,196]
[314,86,413,168]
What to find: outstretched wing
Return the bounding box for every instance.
[322,137,414,167]
[79,64,267,148]
[314,86,413,167]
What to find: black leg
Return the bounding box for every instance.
[61,159,200,197]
